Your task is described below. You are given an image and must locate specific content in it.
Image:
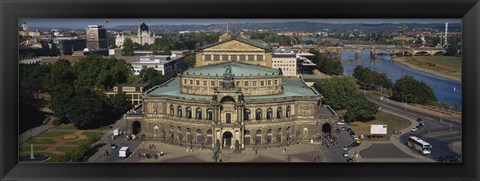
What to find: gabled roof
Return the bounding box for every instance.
[197,36,272,51]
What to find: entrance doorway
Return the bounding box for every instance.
[132,121,141,134]
[222,131,233,148]
[322,123,332,134]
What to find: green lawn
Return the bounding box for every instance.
[55,146,78,153]
[417,56,462,69]
[82,132,100,138]
[348,111,411,140]
[19,145,49,152]
[26,138,57,145]
[64,139,90,145]
[39,152,64,162]
[38,131,75,137]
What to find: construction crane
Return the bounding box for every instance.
[397,24,408,48]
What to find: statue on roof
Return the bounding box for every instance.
[223,64,234,81]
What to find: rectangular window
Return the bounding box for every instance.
[260,81,264,86]
[211,81,215,86]
[222,55,229,61]
[213,55,220,60]
[275,80,278,85]
[239,55,246,61]
[203,81,207,86]
[204,55,212,61]
[236,81,240,86]
[268,80,271,86]
[256,55,263,61]
[190,80,193,85]
[248,55,255,61]
[244,81,249,86]
[253,81,257,86]
[133,94,138,99]
[184,79,187,84]
[196,80,200,85]
[231,55,238,61]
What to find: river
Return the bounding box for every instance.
[340,51,462,112]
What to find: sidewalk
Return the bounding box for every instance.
[347,109,434,162]
[19,124,55,144]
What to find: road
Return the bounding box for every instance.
[366,94,462,161]
[87,119,143,162]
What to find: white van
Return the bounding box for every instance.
[113,129,122,136]
[119,146,130,158]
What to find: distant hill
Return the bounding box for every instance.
[109,22,461,33]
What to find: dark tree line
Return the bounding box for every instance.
[391,75,437,105]
[353,65,393,91]
[309,49,343,76]
[313,76,378,122]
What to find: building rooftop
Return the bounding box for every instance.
[198,36,272,52]
[183,62,280,77]
[145,76,319,101]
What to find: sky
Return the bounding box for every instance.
[19,18,461,29]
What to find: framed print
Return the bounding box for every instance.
[1,0,479,181]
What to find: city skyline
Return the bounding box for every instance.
[20,18,461,29]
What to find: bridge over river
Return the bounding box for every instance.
[292,45,446,58]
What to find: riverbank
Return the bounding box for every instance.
[392,56,461,82]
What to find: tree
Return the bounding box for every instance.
[391,75,437,105]
[46,60,76,122]
[445,46,458,56]
[313,76,358,110]
[344,93,378,122]
[353,65,392,90]
[309,49,343,76]
[109,93,133,115]
[139,67,162,84]
[73,55,131,90]
[122,38,134,56]
[65,87,105,129]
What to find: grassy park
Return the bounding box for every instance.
[348,111,411,140]
[20,130,100,162]
[393,56,461,81]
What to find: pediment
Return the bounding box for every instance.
[204,40,265,51]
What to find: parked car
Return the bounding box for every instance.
[111,142,117,150]
[341,127,346,131]
[342,145,352,151]
[435,155,461,162]
[342,152,349,157]
[346,157,354,162]
[351,142,358,147]
[411,127,418,132]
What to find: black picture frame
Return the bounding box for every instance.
[1,0,479,181]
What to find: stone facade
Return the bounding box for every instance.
[125,37,337,150]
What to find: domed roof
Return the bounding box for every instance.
[140,22,149,31]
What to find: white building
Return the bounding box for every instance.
[272,51,297,77]
[130,55,185,76]
[115,21,159,47]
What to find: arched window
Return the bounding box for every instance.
[266,129,273,144]
[255,108,262,121]
[186,107,192,119]
[286,106,291,118]
[196,108,202,120]
[266,108,273,120]
[277,128,282,143]
[255,130,262,145]
[177,106,182,118]
[207,109,213,120]
[277,107,282,119]
[169,105,174,116]
[244,130,251,145]
[244,109,251,121]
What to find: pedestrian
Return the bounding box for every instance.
[317,155,320,159]
[255,149,257,154]
[138,153,141,158]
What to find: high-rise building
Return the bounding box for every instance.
[86,25,108,55]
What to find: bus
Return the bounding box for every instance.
[407,136,432,155]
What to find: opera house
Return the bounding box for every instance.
[125,36,338,150]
